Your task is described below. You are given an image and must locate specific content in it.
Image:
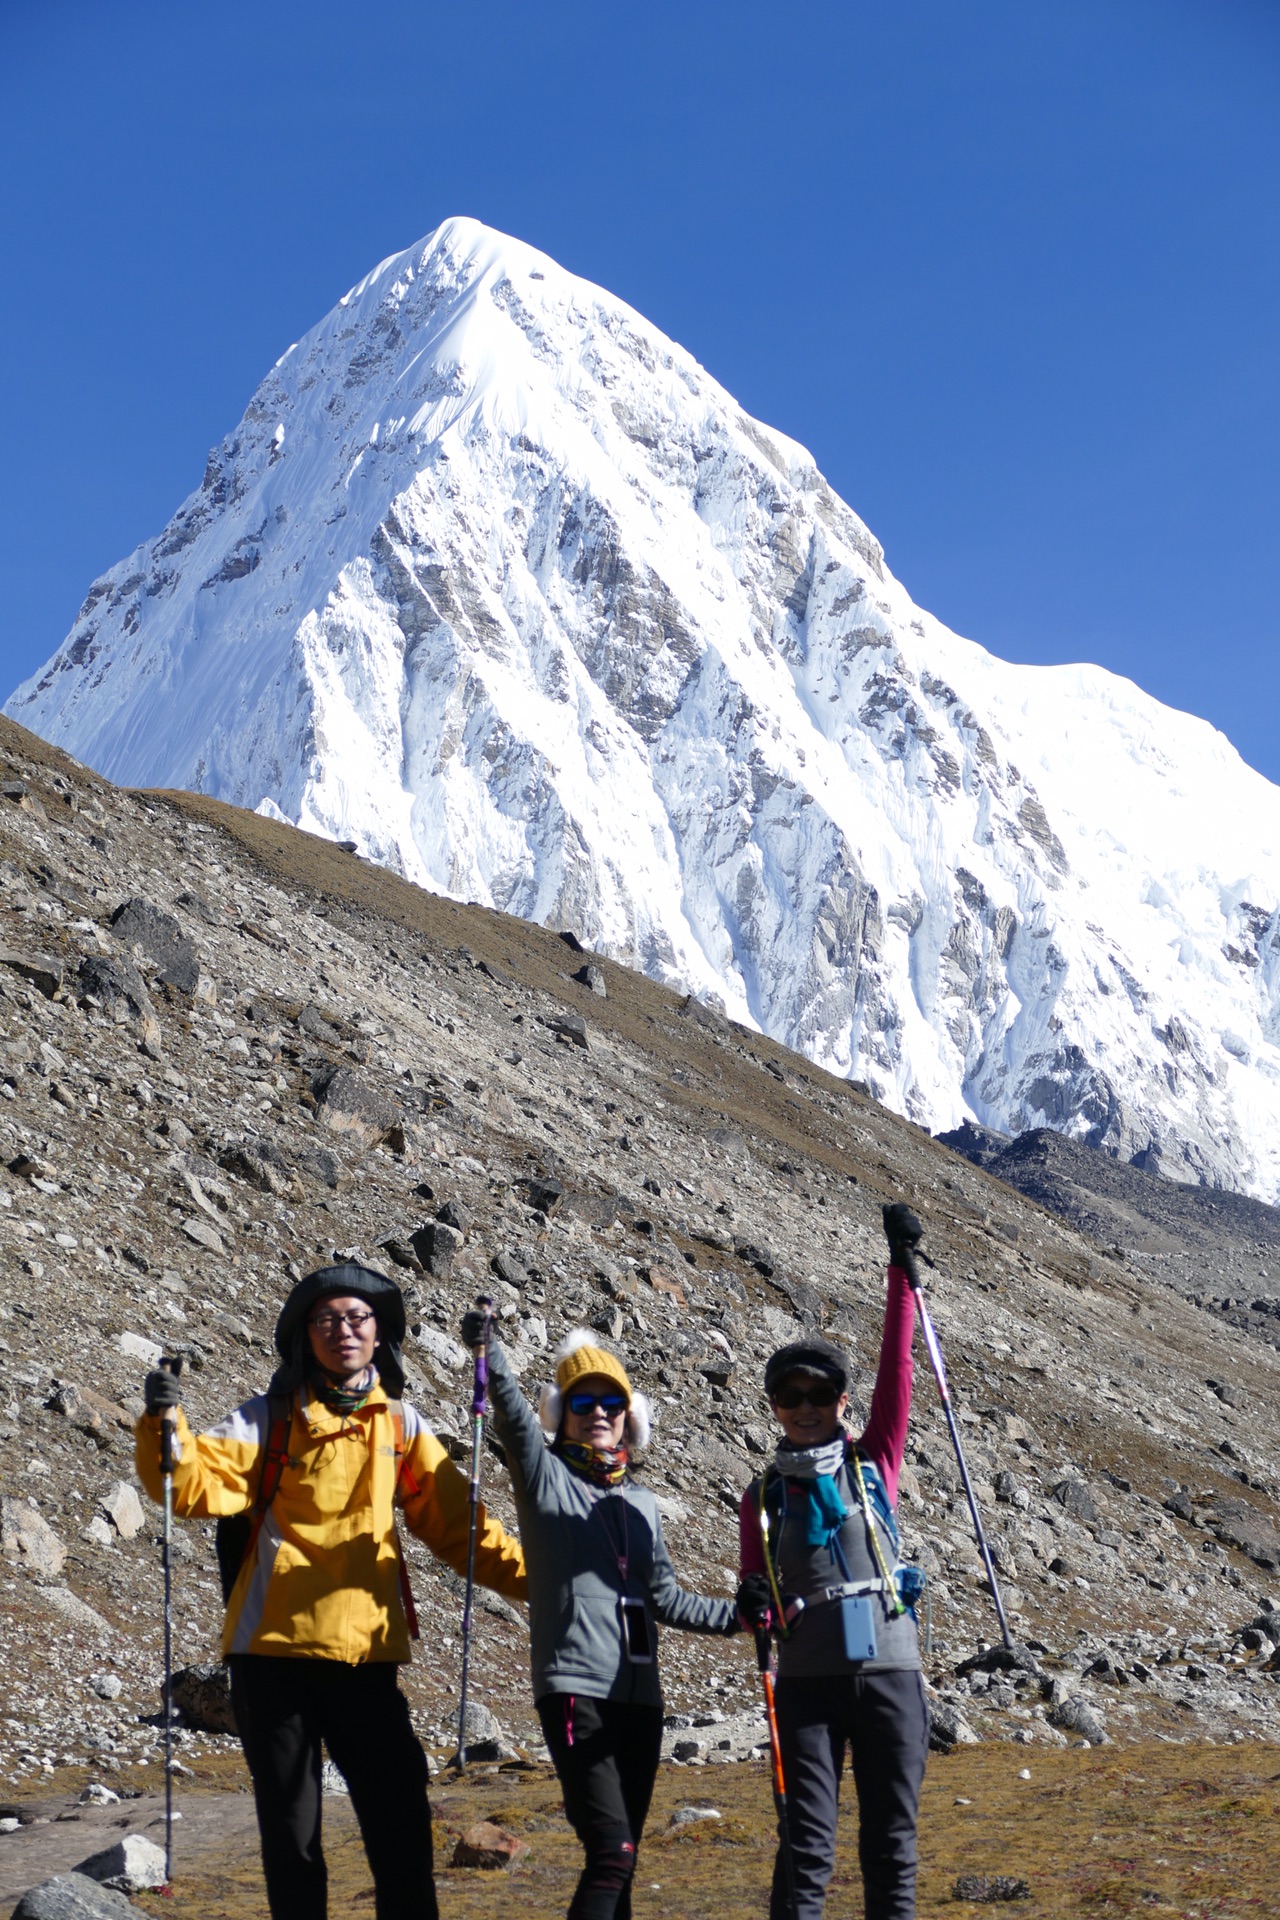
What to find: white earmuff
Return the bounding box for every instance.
[626,1392,652,1450]
[538,1383,563,1435]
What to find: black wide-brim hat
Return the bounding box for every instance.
[271,1262,407,1396]
[764,1336,850,1398]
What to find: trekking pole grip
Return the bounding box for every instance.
[158,1355,183,1475]
[470,1296,493,1410]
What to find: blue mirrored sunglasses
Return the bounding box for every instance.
[566,1390,628,1416]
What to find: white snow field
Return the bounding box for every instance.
[10,217,1280,1195]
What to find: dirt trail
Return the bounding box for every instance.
[5,1744,1279,1917]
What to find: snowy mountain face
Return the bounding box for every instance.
[11,217,1280,1197]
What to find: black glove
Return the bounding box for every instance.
[460,1309,491,1350]
[736,1572,773,1630]
[144,1368,181,1415]
[882,1202,923,1270]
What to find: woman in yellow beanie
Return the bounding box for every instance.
[461,1316,739,1919]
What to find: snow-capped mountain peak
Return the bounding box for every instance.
[10,216,1280,1196]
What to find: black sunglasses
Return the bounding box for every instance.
[566,1390,628,1416]
[773,1380,841,1411]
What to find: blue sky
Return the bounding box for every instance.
[2,0,1277,777]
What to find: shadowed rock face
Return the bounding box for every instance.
[9,218,1280,1198]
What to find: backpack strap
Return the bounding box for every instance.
[850,1451,906,1617]
[241,1391,293,1575]
[385,1400,421,1642]
[756,1469,793,1639]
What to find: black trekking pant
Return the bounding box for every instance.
[538,1693,664,1920]
[230,1654,435,1920]
[771,1668,929,1920]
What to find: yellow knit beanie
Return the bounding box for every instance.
[555,1335,632,1403]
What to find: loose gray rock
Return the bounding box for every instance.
[410,1220,464,1274]
[0,948,64,999]
[109,898,200,996]
[220,1138,298,1198]
[491,1250,531,1289]
[309,1064,401,1148]
[927,1701,980,1751]
[457,1698,519,1762]
[297,1003,342,1045]
[574,964,607,998]
[1,1496,66,1580]
[171,1660,236,1734]
[74,1833,167,1893]
[74,955,160,1051]
[1052,1479,1099,1526]
[10,1873,143,1918]
[99,1482,144,1542]
[1047,1695,1107,1743]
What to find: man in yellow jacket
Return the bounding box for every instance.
[136,1261,526,1920]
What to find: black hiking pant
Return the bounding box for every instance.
[771,1668,929,1920]
[230,1654,435,1920]
[538,1692,664,1920]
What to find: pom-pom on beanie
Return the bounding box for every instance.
[538,1328,652,1448]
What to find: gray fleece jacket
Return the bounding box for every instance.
[485,1339,737,1707]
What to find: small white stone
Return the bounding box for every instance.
[118,1331,163,1366]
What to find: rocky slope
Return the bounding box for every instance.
[939,1121,1280,1353]
[9,218,1280,1198]
[0,713,1278,1797]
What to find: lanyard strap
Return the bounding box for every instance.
[593,1488,630,1585]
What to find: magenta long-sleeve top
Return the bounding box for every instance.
[738,1264,916,1575]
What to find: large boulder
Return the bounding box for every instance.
[0,949,63,999]
[308,1064,401,1148]
[109,899,201,996]
[170,1661,236,1734]
[74,956,160,1052]
[0,1497,66,1581]
[9,1873,143,1918]
[73,1834,166,1894]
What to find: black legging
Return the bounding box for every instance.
[538,1693,664,1920]
[230,1654,436,1920]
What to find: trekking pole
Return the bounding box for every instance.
[889,1210,1014,1649]
[158,1354,183,1887]
[452,1296,494,1772]
[756,1626,798,1920]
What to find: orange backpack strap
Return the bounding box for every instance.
[385,1400,420,1641]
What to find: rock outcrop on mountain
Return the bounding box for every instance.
[9,218,1280,1196]
[1,713,1279,1787]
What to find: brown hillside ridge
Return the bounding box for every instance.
[0,708,1278,1816]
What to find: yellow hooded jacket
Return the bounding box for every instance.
[136,1379,525,1662]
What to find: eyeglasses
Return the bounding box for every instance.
[773,1380,840,1410]
[566,1390,628,1416]
[309,1310,376,1336]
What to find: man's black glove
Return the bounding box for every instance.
[460,1309,491,1350]
[882,1202,923,1270]
[144,1368,181,1415]
[736,1572,773,1630]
